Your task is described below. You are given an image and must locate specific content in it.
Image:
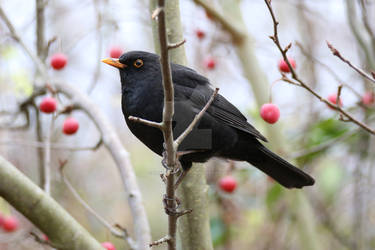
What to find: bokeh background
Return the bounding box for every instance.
[0,0,374,249]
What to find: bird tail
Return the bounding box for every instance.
[247,144,315,189]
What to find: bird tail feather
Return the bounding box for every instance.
[247,145,315,189]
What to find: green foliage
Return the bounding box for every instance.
[298,118,349,162]
[308,118,349,146]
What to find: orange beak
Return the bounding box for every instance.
[101,58,127,69]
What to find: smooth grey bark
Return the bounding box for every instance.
[0,155,103,250]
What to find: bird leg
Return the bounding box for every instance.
[162,195,192,217]
[162,195,180,215]
[174,167,190,190]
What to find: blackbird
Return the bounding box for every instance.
[102,51,314,188]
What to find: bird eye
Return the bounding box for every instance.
[133,59,143,68]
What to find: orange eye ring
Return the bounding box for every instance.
[134,59,143,68]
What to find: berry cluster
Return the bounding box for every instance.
[39,97,79,135]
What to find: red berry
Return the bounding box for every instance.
[327,94,343,109]
[2,216,19,232]
[195,29,205,39]
[260,103,280,124]
[362,92,374,106]
[62,117,79,135]
[42,234,49,241]
[204,58,216,70]
[39,97,57,113]
[50,53,67,70]
[218,176,237,193]
[109,46,123,58]
[102,242,116,250]
[278,57,296,73]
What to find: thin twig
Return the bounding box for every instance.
[264,0,375,135]
[168,39,186,50]
[0,6,47,77]
[43,115,54,195]
[128,116,162,129]
[295,41,362,98]
[327,41,375,85]
[174,88,219,147]
[150,235,171,247]
[59,160,136,249]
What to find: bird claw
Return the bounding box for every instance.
[161,151,169,170]
[163,195,181,215]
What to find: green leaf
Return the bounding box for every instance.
[307,118,349,147]
[297,118,349,162]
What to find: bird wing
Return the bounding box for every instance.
[171,63,268,142]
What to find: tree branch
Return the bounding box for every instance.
[264,0,375,135]
[59,160,136,249]
[54,81,151,249]
[0,155,103,250]
[0,7,151,249]
[326,41,375,85]
[0,6,47,76]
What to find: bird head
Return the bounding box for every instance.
[102,51,161,84]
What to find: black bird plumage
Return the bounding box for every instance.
[103,51,314,189]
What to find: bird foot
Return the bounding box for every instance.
[162,195,192,217]
[174,167,190,190]
[163,195,181,215]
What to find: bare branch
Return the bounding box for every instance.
[54,81,151,249]
[174,88,219,147]
[128,116,163,129]
[168,39,186,50]
[149,235,171,247]
[264,0,375,135]
[0,6,47,76]
[59,160,136,249]
[295,41,362,98]
[327,41,375,85]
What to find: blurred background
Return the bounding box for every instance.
[0,0,374,249]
